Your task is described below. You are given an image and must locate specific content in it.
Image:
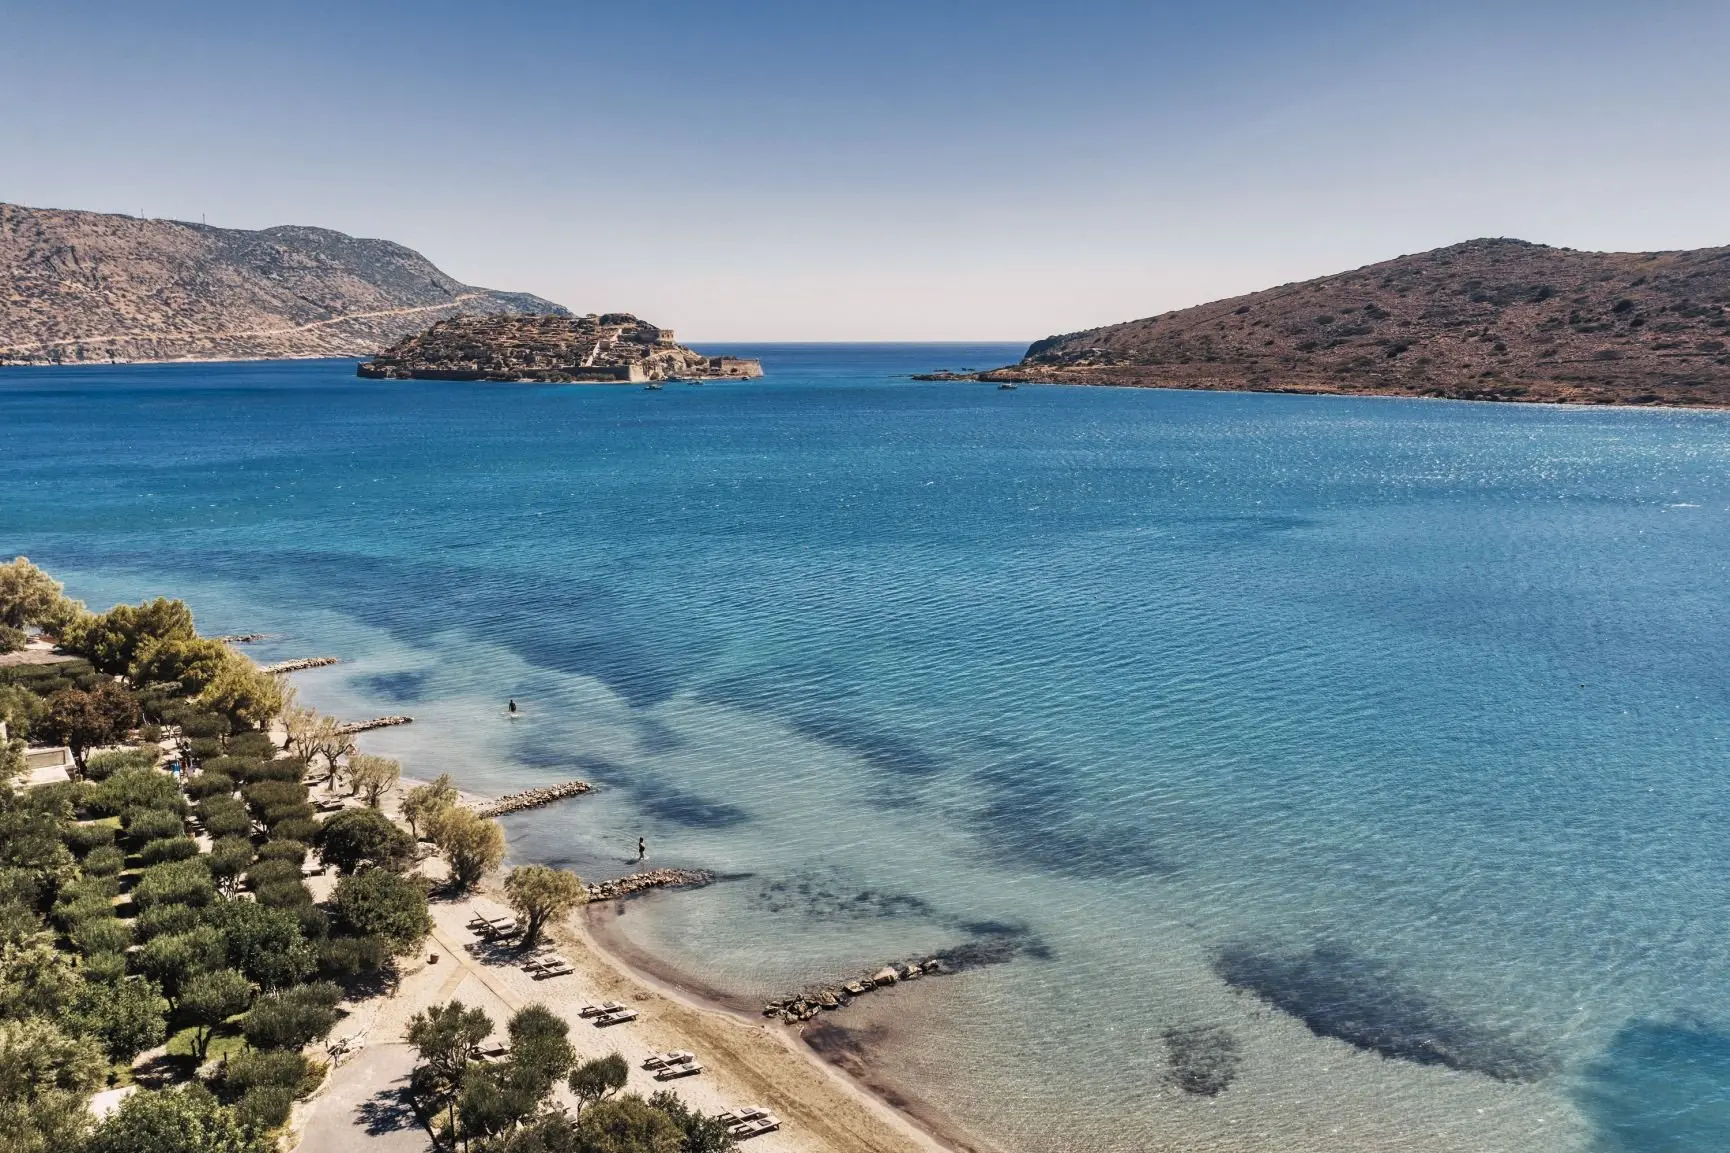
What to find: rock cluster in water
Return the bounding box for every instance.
[584,868,713,902]
[475,779,594,818]
[334,715,413,735]
[763,958,952,1023]
[263,657,340,673]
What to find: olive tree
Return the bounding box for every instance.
[430,806,506,890]
[503,864,587,949]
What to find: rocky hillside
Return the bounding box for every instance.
[0,203,564,364]
[982,239,1730,406]
[357,313,762,383]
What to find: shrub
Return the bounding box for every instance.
[260,801,314,828]
[208,835,255,887]
[270,817,318,845]
[202,755,260,780]
[205,899,317,989]
[188,736,226,762]
[133,857,215,910]
[236,1084,296,1131]
[123,806,184,844]
[199,797,253,840]
[73,971,168,1061]
[84,844,126,876]
[84,747,159,781]
[318,934,391,980]
[61,820,117,856]
[93,767,184,817]
[242,779,307,816]
[256,880,313,910]
[243,759,303,784]
[255,839,307,865]
[86,1083,259,1153]
[184,771,236,800]
[135,901,202,941]
[227,731,278,760]
[82,950,129,983]
[172,709,231,740]
[220,1048,323,1101]
[330,867,430,951]
[140,835,200,865]
[245,859,303,892]
[56,894,117,929]
[242,982,342,1050]
[69,914,132,956]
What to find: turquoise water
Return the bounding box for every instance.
[6,351,1730,1150]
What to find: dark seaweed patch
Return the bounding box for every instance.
[1162,1026,1242,1096]
[351,669,429,702]
[969,758,1178,880]
[1214,944,1550,1082]
[790,714,946,778]
[627,777,750,829]
[933,920,1055,970]
[751,870,935,920]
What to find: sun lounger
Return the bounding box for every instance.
[729,1116,781,1139]
[579,1002,625,1018]
[592,1009,638,1027]
[476,1041,509,1058]
[522,953,567,972]
[654,1061,703,1081]
[717,1107,771,1126]
[641,1051,695,1071]
[532,963,574,980]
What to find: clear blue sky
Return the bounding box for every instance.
[3,0,1727,340]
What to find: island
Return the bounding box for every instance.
[970,238,1730,407]
[356,312,763,383]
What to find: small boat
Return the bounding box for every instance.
[730,1116,782,1139]
[579,1002,625,1019]
[654,1061,703,1081]
[643,382,664,391]
[642,1051,695,1071]
[997,382,1018,390]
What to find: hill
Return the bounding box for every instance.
[0,203,565,364]
[357,313,763,383]
[981,239,1730,406]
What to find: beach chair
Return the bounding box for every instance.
[532,963,575,980]
[476,1040,509,1059]
[654,1061,703,1081]
[579,1002,625,1018]
[729,1116,781,1139]
[592,1008,638,1027]
[717,1107,770,1126]
[641,1051,695,1071]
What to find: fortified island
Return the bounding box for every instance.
[357,312,763,383]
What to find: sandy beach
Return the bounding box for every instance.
[291,786,963,1153]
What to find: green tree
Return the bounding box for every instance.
[132,857,217,911]
[646,1090,738,1153]
[72,974,169,1062]
[85,1082,271,1153]
[41,682,141,774]
[461,1004,577,1138]
[129,635,232,696]
[241,982,342,1051]
[566,1052,629,1117]
[0,557,79,632]
[93,764,184,816]
[346,753,400,807]
[432,806,506,891]
[329,867,431,952]
[573,1094,685,1153]
[181,968,253,1059]
[207,836,255,891]
[503,864,587,948]
[197,658,284,732]
[400,772,459,838]
[75,597,196,677]
[201,899,318,989]
[0,937,83,1020]
[137,926,226,1008]
[0,1017,104,1153]
[318,806,415,874]
[407,999,494,1139]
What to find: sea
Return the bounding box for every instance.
[5,347,1730,1152]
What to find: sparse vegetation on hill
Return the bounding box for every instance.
[983,238,1730,406]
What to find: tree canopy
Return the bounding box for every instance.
[503,864,587,948]
[432,806,506,890]
[318,806,415,874]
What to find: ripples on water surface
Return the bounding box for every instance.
[6,348,1730,1151]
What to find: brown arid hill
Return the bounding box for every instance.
[358,313,763,383]
[0,202,564,364]
[979,239,1730,406]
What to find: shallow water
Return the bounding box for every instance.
[6,350,1730,1151]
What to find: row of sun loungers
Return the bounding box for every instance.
[717,1107,781,1140]
[641,1050,694,1071]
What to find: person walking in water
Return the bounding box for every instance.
[638,836,646,861]
[508,699,517,714]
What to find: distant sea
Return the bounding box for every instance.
[7,347,1730,1152]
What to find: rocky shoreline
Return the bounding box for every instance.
[474,778,593,818]
[263,656,339,673]
[335,715,413,736]
[763,958,953,1024]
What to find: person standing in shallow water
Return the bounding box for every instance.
[638,836,646,861]
[508,699,517,714]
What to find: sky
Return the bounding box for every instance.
[2,0,1728,341]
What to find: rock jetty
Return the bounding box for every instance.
[263,657,339,673]
[474,779,594,818]
[762,958,953,1024]
[357,313,763,384]
[334,715,413,736]
[215,633,266,644]
[584,868,714,903]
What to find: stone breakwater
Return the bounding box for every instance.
[334,715,413,736]
[763,958,953,1024]
[584,868,714,903]
[474,779,593,818]
[263,656,340,673]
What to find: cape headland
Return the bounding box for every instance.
[0,202,563,365]
[357,312,764,382]
[973,238,1730,406]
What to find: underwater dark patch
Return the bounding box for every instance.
[1576,1017,1730,1152]
[350,669,429,703]
[626,777,750,830]
[749,869,935,920]
[1162,1026,1242,1097]
[1213,944,1550,1082]
[969,759,1178,880]
[933,920,1056,971]
[632,717,685,754]
[789,714,946,778]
